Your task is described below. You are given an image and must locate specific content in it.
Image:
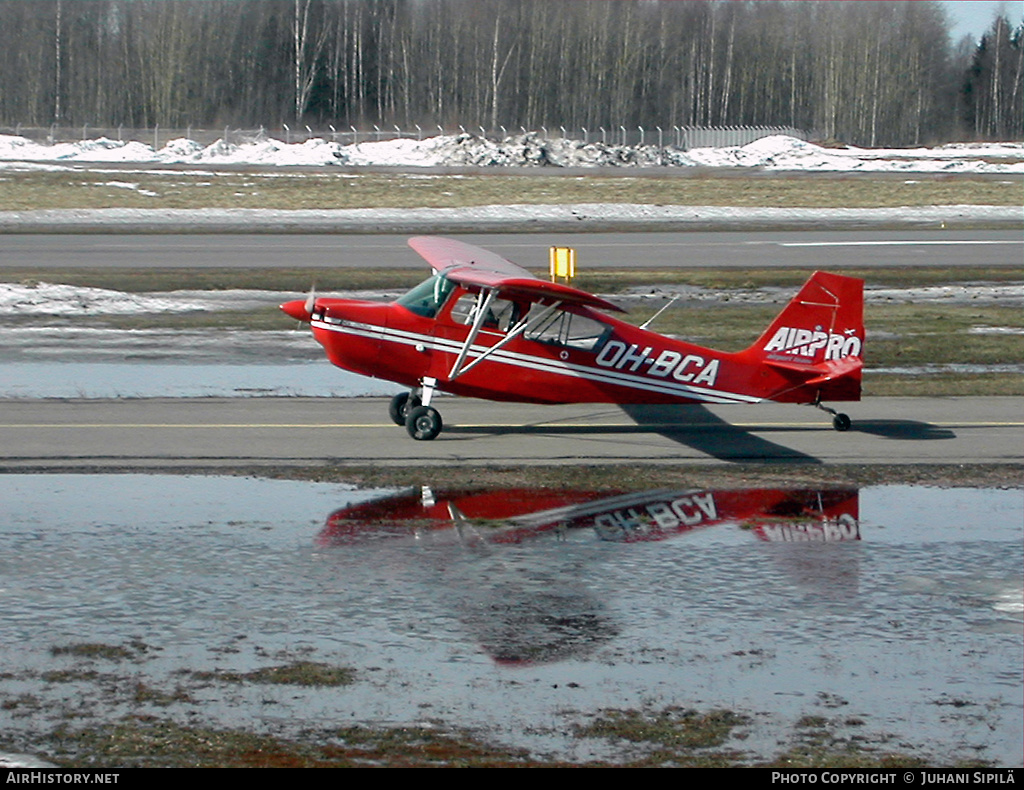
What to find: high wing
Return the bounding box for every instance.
[408,236,625,313]
[409,236,532,279]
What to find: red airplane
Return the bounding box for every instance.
[280,236,864,440]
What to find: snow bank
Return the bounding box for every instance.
[345,133,688,168]
[684,135,1024,172]
[0,131,1021,173]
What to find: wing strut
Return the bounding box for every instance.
[448,295,563,381]
[448,289,498,379]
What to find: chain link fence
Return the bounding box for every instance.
[1,123,809,151]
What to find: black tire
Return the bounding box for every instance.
[388,392,420,426]
[832,413,852,432]
[405,405,443,441]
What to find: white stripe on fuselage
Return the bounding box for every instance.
[311,319,761,405]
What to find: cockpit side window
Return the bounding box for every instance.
[396,274,457,318]
[525,307,612,352]
[449,292,522,332]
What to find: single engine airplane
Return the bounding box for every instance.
[280,236,864,441]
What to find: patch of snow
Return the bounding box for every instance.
[0,752,56,768]
[968,325,1024,335]
[96,179,160,197]
[160,137,204,158]
[618,282,1024,307]
[871,363,1024,375]
[0,282,213,315]
[0,283,398,317]
[866,283,1024,304]
[686,135,1024,173]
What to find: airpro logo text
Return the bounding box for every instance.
[764,327,861,360]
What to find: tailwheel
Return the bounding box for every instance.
[406,405,443,441]
[388,392,421,426]
[832,412,852,432]
[815,399,852,432]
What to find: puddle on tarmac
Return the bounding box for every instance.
[0,476,1021,765]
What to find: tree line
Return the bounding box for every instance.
[1,0,1021,147]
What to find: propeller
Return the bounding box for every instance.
[279,282,317,323]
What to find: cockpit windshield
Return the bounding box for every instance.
[396,274,457,318]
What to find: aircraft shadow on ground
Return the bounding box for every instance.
[446,406,954,461]
[620,403,823,463]
[619,408,956,455]
[447,403,824,463]
[849,420,956,441]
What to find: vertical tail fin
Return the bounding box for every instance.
[748,271,864,402]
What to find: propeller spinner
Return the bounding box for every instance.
[280,285,316,322]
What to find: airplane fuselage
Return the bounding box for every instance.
[304,284,857,408]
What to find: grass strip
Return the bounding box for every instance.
[1,169,1020,211]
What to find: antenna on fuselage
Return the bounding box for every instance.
[639,294,680,330]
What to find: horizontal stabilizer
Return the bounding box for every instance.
[766,355,862,386]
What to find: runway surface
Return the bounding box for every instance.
[1,229,1021,271]
[1,396,1020,469]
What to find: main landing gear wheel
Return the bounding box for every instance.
[832,412,852,432]
[388,392,421,426]
[406,405,443,441]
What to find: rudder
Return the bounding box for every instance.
[750,271,864,366]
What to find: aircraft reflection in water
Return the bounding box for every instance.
[319,486,860,664]
[319,486,860,546]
